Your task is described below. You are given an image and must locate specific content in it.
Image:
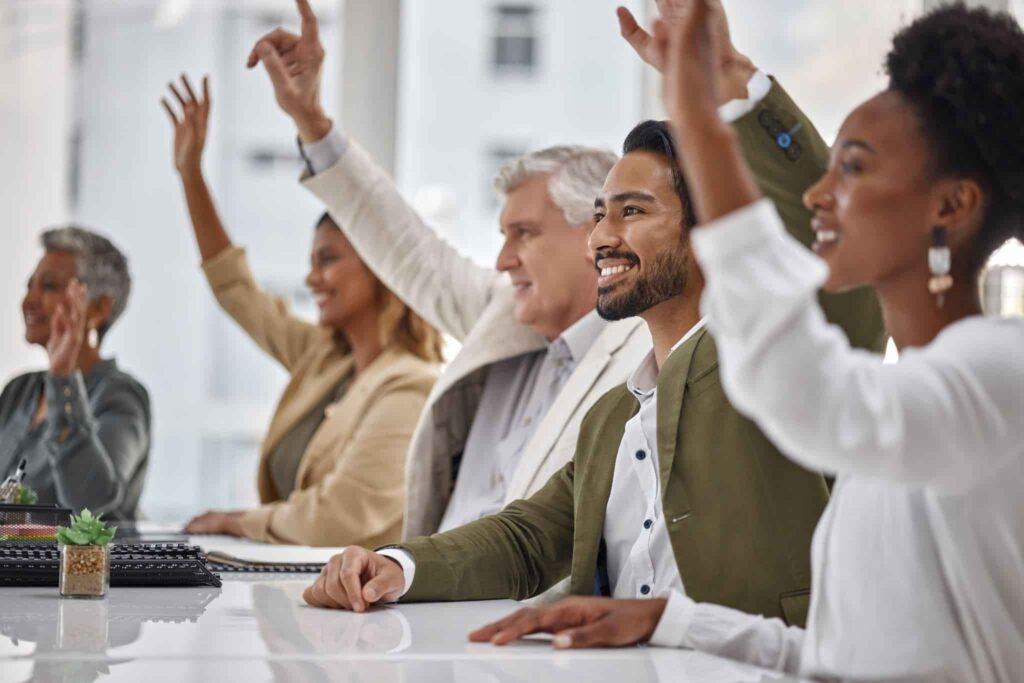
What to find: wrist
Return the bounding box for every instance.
[294,107,332,144]
[178,164,204,184]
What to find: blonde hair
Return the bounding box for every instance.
[377,288,444,363]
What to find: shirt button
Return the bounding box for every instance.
[635,450,646,461]
[63,386,71,397]
[640,584,651,596]
[643,519,653,530]
[64,403,72,414]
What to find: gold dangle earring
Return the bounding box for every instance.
[928,226,953,308]
[87,328,100,349]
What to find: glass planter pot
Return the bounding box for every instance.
[59,543,110,599]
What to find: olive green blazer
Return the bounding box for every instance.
[393,79,884,627]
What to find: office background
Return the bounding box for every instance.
[2,0,1022,521]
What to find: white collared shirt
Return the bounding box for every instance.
[604,320,705,600]
[649,199,1024,683]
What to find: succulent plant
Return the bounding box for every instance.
[14,484,38,505]
[56,509,116,546]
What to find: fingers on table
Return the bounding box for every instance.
[554,618,623,649]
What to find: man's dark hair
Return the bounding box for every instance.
[622,120,698,230]
[886,2,1024,277]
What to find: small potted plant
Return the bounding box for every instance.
[56,509,116,599]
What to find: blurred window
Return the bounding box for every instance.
[492,5,538,75]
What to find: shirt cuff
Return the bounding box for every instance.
[298,126,349,176]
[377,548,416,600]
[649,590,699,649]
[718,70,771,124]
[44,371,92,450]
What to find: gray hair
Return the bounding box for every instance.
[493,145,619,226]
[41,226,132,339]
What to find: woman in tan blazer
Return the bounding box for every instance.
[162,76,442,547]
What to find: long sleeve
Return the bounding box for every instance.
[300,134,501,342]
[42,371,149,517]
[731,78,884,352]
[395,459,577,602]
[201,245,325,373]
[649,590,805,674]
[236,373,432,547]
[692,199,1024,493]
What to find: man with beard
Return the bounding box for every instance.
[302,91,884,625]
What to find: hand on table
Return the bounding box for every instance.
[47,279,89,378]
[161,73,211,179]
[185,510,245,536]
[302,546,405,612]
[617,0,755,104]
[468,596,668,649]
[246,0,331,143]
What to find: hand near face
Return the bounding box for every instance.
[246,0,331,142]
[47,279,89,379]
[161,74,211,178]
[302,547,405,612]
[469,596,668,649]
[184,510,245,536]
[617,0,754,105]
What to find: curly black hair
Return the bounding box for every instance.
[886,2,1024,276]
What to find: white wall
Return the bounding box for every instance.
[0,0,73,384]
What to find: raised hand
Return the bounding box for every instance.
[48,279,89,378]
[617,0,754,104]
[302,547,405,612]
[468,596,668,649]
[657,1,762,223]
[246,0,330,142]
[161,74,211,178]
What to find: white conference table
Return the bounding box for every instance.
[0,535,811,682]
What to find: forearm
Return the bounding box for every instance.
[650,591,805,674]
[178,170,233,262]
[679,117,763,225]
[42,374,144,516]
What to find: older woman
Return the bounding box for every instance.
[0,228,149,519]
[163,75,443,548]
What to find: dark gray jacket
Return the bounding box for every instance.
[0,359,150,519]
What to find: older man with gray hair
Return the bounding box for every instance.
[249,0,651,541]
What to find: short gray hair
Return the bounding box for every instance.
[41,226,132,338]
[493,145,619,226]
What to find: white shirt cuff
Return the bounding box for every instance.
[718,70,772,124]
[649,589,699,648]
[299,126,349,175]
[377,548,416,600]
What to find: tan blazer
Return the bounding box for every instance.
[302,146,653,539]
[201,246,439,546]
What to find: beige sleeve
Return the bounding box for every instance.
[201,246,323,372]
[235,373,432,547]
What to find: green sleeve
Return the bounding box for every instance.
[393,459,576,602]
[733,78,886,352]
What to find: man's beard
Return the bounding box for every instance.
[596,248,688,321]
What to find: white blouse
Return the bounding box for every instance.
[648,198,1024,683]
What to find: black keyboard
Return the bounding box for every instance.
[0,542,222,588]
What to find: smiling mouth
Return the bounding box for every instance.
[597,263,635,287]
[312,291,334,308]
[23,313,47,326]
[812,228,840,254]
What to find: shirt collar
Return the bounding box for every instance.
[550,310,607,365]
[626,318,707,399]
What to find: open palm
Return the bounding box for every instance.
[161,74,210,176]
[48,280,88,378]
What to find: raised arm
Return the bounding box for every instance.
[247,0,499,341]
[162,74,321,371]
[622,2,883,350]
[43,282,149,517]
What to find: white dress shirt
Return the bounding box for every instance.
[649,199,1024,683]
[604,321,705,600]
[438,310,606,532]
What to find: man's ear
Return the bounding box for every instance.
[934,178,986,247]
[88,294,114,331]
